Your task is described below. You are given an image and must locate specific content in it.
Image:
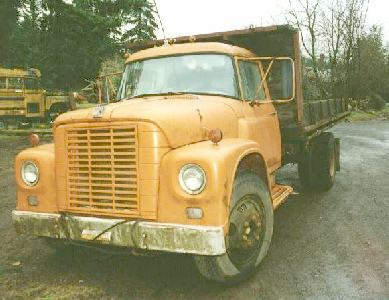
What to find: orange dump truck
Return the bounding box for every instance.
[12,25,349,283]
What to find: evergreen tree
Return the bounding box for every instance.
[3,0,158,91]
[123,0,158,42]
[0,0,20,64]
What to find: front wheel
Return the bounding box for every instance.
[194,172,273,283]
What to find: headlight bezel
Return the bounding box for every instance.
[178,163,207,195]
[21,161,39,186]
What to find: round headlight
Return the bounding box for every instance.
[179,164,206,195]
[21,161,39,186]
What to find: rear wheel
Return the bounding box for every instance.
[194,172,273,283]
[298,132,337,191]
[312,132,336,190]
[46,103,69,122]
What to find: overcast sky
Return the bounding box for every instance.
[153,0,387,42]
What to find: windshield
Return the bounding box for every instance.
[117,54,238,100]
[25,77,41,90]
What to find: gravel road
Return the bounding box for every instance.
[0,121,388,299]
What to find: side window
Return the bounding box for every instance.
[0,78,6,89]
[8,77,23,89]
[238,61,266,101]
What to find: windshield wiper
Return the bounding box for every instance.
[123,93,159,100]
[123,91,192,101]
[162,92,186,95]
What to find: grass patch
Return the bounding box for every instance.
[0,135,21,142]
[348,105,389,122]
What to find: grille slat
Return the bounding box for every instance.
[69,188,137,197]
[67,132,136,138]
[69,194,138,202]
[67,182,136,189]
[68,201,138,209]
[68,145,136,150]
[68,170,137,175]
[65,125,139,216]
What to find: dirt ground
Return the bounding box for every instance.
[0,121,388,299]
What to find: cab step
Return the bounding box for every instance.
[271,184,294,209]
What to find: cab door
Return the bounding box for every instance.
[237,59,281,173]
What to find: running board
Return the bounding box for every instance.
[271,184,293,209]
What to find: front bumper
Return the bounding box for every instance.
[12,210,226,256]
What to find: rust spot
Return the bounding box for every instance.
[196,108,203,122]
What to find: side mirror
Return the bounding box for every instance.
[263,58,295,102]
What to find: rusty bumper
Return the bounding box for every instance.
[12,210,226,256]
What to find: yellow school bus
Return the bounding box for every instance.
[0,67,72,126]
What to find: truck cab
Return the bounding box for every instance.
[12,26,349,283]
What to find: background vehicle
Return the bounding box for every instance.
[73,72,123,108]
[12,25,349,283]
[0,67,74,127]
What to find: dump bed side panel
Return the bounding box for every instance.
[303,99,349,133]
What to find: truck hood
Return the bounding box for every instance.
[55,95,240,148]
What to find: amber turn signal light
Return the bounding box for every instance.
[208,128,223,144]
[28,133,40,147]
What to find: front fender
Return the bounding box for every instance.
[15,144,58,213]
[157,138,269,230]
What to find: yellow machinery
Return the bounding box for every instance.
[0,67,72,126]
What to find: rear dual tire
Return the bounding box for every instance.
[298,132,338,191]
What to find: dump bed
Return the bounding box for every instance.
[126,25,349,142]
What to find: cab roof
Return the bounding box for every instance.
[125,42,255,63]
[0,67,41,78]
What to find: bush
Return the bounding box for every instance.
[367,94,386,111]
[349,98,369,111]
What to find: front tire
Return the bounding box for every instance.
[194,172,273,283]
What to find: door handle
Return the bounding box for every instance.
[270,111,277,115]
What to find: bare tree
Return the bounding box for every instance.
[288,0,321,81]
[342,0,369,97]
[289,0,369,100]
[320,0,346,98]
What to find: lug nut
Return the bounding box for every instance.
[255,235,260,241]
[245,227,251,235]
[242,235,248,241]
[244,221,249,227]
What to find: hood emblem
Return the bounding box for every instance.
[92,104,106,118]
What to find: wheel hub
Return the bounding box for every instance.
[227,195,265,267]
[240,214,261,248]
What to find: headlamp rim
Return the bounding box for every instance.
[21,160,39,186]
[178,163,206,195]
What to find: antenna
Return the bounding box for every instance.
[151,0,166,40]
